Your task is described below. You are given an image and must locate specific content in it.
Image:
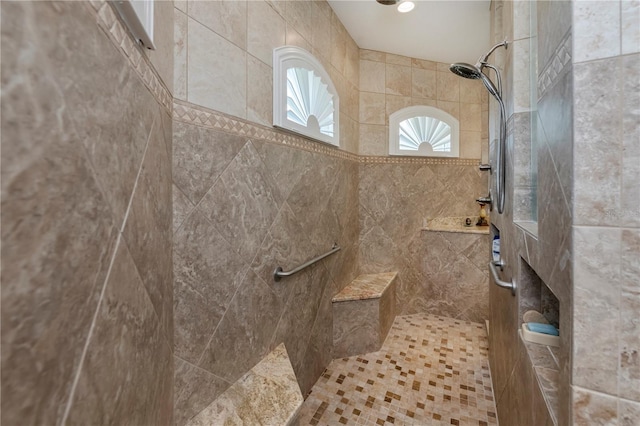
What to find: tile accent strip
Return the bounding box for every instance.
[173,100,482,166]
[538,30,572,98]
[88,1,172,114]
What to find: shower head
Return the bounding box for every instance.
[449,63,482,80]
[449,62,501,102]
[376,0,399,4]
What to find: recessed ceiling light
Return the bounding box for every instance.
[397,1,415,13]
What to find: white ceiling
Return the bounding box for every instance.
[327,0,492,65]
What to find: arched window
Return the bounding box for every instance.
[389,106,459,157]
[273,46,339,147]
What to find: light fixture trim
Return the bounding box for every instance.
[397,1,415,13]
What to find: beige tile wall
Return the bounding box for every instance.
[358,50,489,159]
[572,0,640,422]
[174,0,360,153]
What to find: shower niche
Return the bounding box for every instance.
[518,257,559,329]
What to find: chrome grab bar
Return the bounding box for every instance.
[274,243,341,281]
[489,261,516,295]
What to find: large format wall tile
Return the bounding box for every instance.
[66,241,173,425]
[174,357,230,426]
[187,17,247,118]
[1,2,172,424]
[173,122,245,205]
[199,141,283,260]
[123,109,173,345]
[198,270,282,384]
[173,209,248,364]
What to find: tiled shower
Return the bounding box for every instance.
[1,1,638,425]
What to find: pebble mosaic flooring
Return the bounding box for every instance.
[297,314,498,425]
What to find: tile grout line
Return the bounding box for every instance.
[60,234,123,425]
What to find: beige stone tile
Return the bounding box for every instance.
[360,49,386,62]
[386,52,411,66]
[621,53,640,227]
[247,55,272,127]
[460,131,482,159]
[460,103,482,131]
[187,17,247,118]
[572,387,618,425]
[573,0,620,62]
[247,0,285,67]
[187,344,302,426]
[187,0,247,49]
[513,0,531,41]
[175,0,186,13]
[359,124,388,156]
[512,38,531,113]
[574,58,622,226]
[620,399,640,426]
[459,78,483,105]
[620,229,640,401]
[285,25,310,52]
[285,0,313,43]
[622,1,640,54]
[311,1,332,63]
[385,95,411,123]
[437,100,460,120]
[412,68,437,99]
[359,92,385,125]
[437,71,460,102]
[412,57,437,70]
[360,59,386,93]
[436,62,451,72]
[573,226,621,395]
[385,63,411,96]
[330,16,347,75]
[174,8,187,100]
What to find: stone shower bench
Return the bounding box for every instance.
[332,272,398,358]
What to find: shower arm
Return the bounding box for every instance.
[480,63,502,98]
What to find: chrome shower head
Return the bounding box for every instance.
[449,63,482,80]
[449,62,501,102]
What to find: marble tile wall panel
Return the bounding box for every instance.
[358,161,489,323]
[186,344,303,426]
[333,298,381,359]
[1,2,173,424]
[172,118,360,424]
[358,52,487,159]
[66,241,173,425]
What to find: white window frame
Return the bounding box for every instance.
[112,0,156,50]
[389,105,460,157]
[273,46,340,147]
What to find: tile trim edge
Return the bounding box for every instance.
[89,1,173,114]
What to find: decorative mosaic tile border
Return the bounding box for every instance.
[538,31,572,98]
[88,1,172,114]
[173,101,482,166]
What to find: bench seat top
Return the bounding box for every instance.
[332,272,398,302]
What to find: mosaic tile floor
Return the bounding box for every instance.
[297,314,498,426]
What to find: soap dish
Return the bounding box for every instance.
[521,323,560,347]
